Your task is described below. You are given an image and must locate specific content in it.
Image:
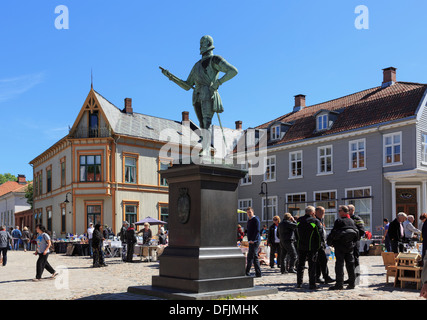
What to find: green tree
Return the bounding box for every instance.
[25,183,33,209]
[0,173,17,185]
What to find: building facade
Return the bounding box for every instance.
[237,67,427,235]
[0,175,31,229]
[29,88,202,236]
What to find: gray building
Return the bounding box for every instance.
[236,67,427,235]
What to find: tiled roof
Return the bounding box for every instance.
[0,181,29,197]
[256,82,427,145]
[93,90,201,145]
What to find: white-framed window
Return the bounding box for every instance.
[286,192,308,217]
[383,132,402,166]
[317,114,328,131]
[271,125,281,140]
[238,198,252,223]
[240,161,252,186]
[314,190,337,230]
[421,132,427,164]
[349,138,366,170]
[289,150,303,178]
[345,187,372,232]
[261,196,277,223]
[264,155,276,181]
[317,145,333,175]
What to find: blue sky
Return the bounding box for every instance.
[1,0,427,180]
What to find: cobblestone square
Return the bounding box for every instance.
[0,251,424,300]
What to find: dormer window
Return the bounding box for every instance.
[271,125,281,140]
[315,109,340,132]
[317,114,328,131]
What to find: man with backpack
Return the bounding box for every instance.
[296,206,324,290]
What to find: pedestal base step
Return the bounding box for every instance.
[127,285,278,300]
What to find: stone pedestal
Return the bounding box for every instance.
[128,163,277,299]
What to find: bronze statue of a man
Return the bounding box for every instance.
[160,35,238,130]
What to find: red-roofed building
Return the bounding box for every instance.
[0,175,32,229]
[236,67,427,237]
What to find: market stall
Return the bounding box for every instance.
[52,234,90,256]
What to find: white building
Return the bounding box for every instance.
[0,175,31,229]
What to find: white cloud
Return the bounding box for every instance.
[0,72,45,103]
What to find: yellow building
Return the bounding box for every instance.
[29,88,200,236]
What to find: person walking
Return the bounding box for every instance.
[33,224,57,281]
[383,219,392,252]
[388,212,407,253]
[0,225,12,266]
[296,206,324,290]
[87,223,94,257]
[118,221,129,262]
[277,213,297,274]
[91,224,106,267]
[245,207,262,278]
[11,226,22,251]
[328,205,358,290]
[21,227,31,252]
[126,223,137,262]
[348,204,365,285]
[268,216,281,269]
[315,206,335,284]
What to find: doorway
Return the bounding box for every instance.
[396,188,418,228]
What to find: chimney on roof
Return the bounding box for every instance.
[293,94,306,112]
[182,111,189,122]
[382,67,397,87]
[235,120,242,130]
[17,174,26,185]
[182,111,190,126]
[123,98,133,114]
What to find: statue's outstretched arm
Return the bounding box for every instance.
[160,66,194,91]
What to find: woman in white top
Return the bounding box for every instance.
[33,224,57,281]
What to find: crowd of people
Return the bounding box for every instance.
[1,209,426,298]
[0,220,168,279]
[243,205,427,295]
[0,225,35,266]
[383,212,427,259]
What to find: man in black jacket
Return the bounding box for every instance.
[328,205,358,290]
[92,224,106,267]
[125,223,137,262]
[245,207,262,277]
[388,212,407,253]
[296,206,324,290]
[277,213,297,274]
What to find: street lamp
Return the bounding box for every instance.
[63,192,72,204]
[259,182,268,238]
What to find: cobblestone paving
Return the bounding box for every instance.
[0,251,424,300]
